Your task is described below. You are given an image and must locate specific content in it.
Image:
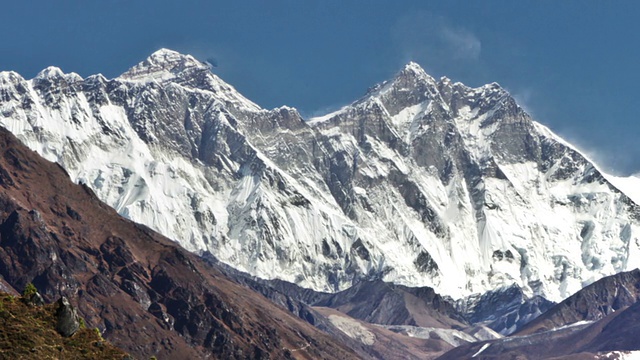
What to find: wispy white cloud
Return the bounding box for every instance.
[392,11,482,68]
[440,24,481,60]
[507,86,639,176]
[548,126,628,175]
[508,87,628,175]
[511,88,535,116]
[169,41,235,72]
[301,102,349,120]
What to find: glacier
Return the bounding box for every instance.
[0,49,639,302]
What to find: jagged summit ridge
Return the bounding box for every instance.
[120,48,208,81]
[1,49,639,302]
[119,48,261,113]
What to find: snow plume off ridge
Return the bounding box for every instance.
[1,49,640,302]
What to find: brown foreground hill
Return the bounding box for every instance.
[0,127,359,359]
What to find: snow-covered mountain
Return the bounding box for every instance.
[1,49,639,302]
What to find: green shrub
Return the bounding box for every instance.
[94,328,103,341]
[22,283,37,297]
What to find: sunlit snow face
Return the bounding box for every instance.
[1,51,639,303]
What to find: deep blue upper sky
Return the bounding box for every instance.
[2,1,639,174]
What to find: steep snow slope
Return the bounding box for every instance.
[0,50,639,301]
[606,174,640,205]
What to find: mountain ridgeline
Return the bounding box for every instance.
[0,49,639,304]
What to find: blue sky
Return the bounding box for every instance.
[2,1,639,174]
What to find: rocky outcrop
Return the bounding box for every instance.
[55,296,80,337]
[23,291,44,307]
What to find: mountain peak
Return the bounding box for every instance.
[398,61,432,80]
[150,47,181,58]
[116,48,261,112]
[390,61,438,92]
[483,81,505,92]
[119,48,209,82]
[35,66,65,79]
[32,67,83,84]
[403,61,425,72]
[146,48,199,66]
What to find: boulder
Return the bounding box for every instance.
[55,297,80,337]
[23,291,45,306]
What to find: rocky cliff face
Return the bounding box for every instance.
[1,49,639,302]
[0,127,359,359]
